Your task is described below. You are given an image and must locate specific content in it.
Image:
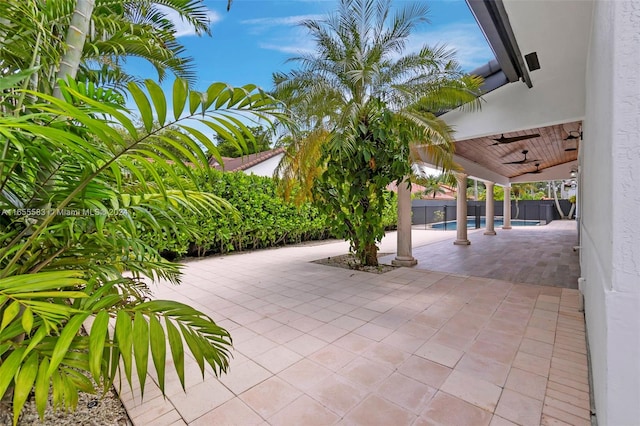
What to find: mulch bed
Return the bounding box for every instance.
[312,252,399,274]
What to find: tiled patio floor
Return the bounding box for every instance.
[381,220,580,288]
[120,222,590,425]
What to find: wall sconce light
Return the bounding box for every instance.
[570,165,578,179]
[564,130,582,152]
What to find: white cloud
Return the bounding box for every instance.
[240,14,325,34]
[258,42,314,56]
[156,5,222,38]
[257,24,317,55]
[407,23,494,71]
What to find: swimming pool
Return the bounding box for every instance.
[429,218,541,230]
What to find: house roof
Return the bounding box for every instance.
[209,147,285,172]
[386,182,456,200]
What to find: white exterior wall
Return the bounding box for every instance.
[244,153,284,177]
[582,0,640,424]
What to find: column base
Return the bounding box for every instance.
[453,239,471,246]
[392,256,417,267]
[484,230,497,235]
[502,226,512,230]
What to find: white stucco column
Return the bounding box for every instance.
[454,173,470,245]
[503,185,512,229]
[393,178,417,266]
[484,181,496,235]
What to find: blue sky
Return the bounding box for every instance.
[130,0,495,92]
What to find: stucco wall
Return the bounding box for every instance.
[582,0,640,423]
[245,153,284,178]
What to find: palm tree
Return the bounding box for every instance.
[0,0,230,97]
[53,0,96,98]
[274,0,482,265]
[415,174,446,199]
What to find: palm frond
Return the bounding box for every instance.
[0,71,286,422]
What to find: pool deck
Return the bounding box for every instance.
[120,220,589,425]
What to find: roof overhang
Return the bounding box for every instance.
[436,0,594,184]
[466,0,533,87]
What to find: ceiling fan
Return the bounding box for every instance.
[526,163,543,174]
[490,132,540,145]
[502,150,540,165]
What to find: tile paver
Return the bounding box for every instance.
[440,370,502,412]
[419,391,493,426]
[376,372,437,413]
[342,394,416,426]
[121,221,590,425]
[268,395,339,426]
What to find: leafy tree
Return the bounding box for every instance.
[568,194,576,219]
[0,74,284,424]
[314,100,413,265]
[513,183,541,200]
[214,125,273,158]
[273,0,482,265]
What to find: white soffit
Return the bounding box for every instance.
[444,0,594,141]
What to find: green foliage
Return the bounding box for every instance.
[314,101,410,266]
[433,210,445,222]
[214,125,273,158]
[271,0,482,265]
[512,183,545,200]
[140,169,331,256]
[414,174,447,199]
[139,167,398,258]
[0,0,219,94]
[0,74,284,424]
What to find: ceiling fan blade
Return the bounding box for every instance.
[526,163,543,174]
[491,133,541,144]
[502,149,539,165]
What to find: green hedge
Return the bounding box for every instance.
[141,168,398,259]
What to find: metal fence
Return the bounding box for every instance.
[411,199,572,228]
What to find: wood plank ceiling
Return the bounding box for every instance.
[453,121,581,178]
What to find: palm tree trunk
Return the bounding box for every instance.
[551,181,566,219]
[53,0,95,99]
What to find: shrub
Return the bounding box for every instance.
[139,169,329,257]
[140,167,398,259]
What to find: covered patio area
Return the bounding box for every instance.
[120,225,589,425]
[383,220,580,288]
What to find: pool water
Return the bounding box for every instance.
[430,218,541,230]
